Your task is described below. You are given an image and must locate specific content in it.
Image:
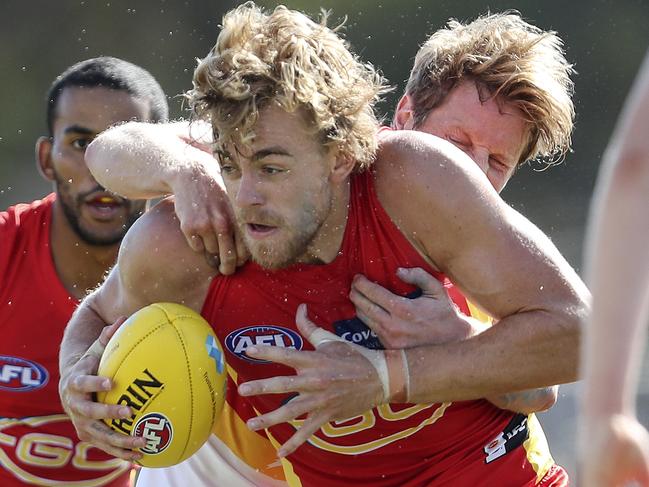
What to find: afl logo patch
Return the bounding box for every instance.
[134,413,173,454]
[0,355,49,391]
[225,325,303,363]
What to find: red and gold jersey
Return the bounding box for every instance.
[0,194,131,486]
[202,171,562,486]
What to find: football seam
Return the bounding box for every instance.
[158,311,195,463]
[104,321,168,380]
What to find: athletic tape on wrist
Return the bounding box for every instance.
[385,349,410,403]
[308,328,410,403]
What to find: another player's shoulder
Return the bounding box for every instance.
[1,194,54,230]
[117,197,218,292]
[0,194,54,255]
[375,129,481,184]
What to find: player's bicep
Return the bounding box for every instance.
[379,132,585,319]
[436,202,581,319]
[101,198,216,317]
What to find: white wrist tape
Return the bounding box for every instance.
[308,328,409,403]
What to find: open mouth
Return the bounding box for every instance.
[83,193,124,219]
[248,223,275,232]
[246,222,278,238]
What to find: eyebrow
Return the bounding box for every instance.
[63,125,95,136]
[251,146,292,161]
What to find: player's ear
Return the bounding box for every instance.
[329,152,356,185]
[36,136,55,181]
[394,95,415,130]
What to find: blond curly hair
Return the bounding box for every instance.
[188,2,389,170]
[404,12,575,165]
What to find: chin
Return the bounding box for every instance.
[249,250,296,271]
[247,241,299,271]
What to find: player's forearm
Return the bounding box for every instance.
[85,120,216,199]
[581,53,649,417]
[405,308,581,404]
[581,183,649,417]
[460,316,559,413]
[59,295,109,376]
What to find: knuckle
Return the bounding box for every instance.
[391,301,407,316]
[213,219,229,234]
[310,374,326,389]
[221,252,236,264]
[80,402,94,417]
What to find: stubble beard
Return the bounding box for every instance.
[54,173,144,246]
[238,189,333,271]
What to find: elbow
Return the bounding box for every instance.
[85,122,144,192]
[85,127,126,183]
[547,295,589,383]
[534,386,559,413]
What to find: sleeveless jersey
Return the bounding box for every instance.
[0,194,131,486]
[202,170,562,486]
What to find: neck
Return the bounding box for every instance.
[50,200,120,300]
[299,178,350,265]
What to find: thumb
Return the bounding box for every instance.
[296,304,342,349]
[99,316,127,346]
[396,267,445,297]
[295,304,319,343]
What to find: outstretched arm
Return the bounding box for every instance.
[579,51,649,487]
[85,121,246,274]
[58,201,215,460]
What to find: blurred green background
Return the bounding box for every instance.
[1,0,648,479]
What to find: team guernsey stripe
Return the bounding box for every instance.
[263,428,303,487]
[524,414,555,483]
[212,367,285,481]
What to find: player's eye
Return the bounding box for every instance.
[447,135,470,148]
[71,138,91,150]
[261,165,284,175]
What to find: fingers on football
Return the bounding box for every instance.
[86,422,145,460]
[72,373,111,393]
[72,397,130,421]
[99,318,124,347]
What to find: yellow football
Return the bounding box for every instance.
[96,302,227,468]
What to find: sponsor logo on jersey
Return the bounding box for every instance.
[334,318,384,349]
[0,355,49,391]
[225,325,303,363]
[134,413,173,454]
[109,369,164,435]
[483,413,529,463]
[332,288,422,350]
